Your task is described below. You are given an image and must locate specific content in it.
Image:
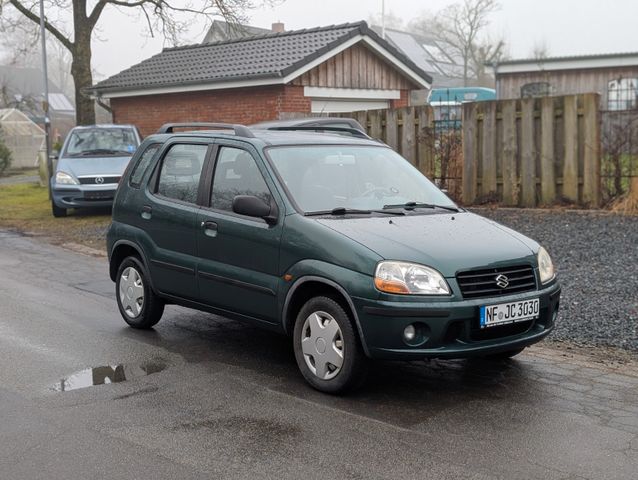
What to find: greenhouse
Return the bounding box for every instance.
[0,108,45,168]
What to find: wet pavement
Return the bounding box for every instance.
[0,229,637,479]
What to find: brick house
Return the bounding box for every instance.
[89,22,432,137]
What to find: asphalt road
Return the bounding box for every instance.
[1,229,637,480]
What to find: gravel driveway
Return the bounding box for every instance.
[475,208,638,351]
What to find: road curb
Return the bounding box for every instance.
[61,242,107,258]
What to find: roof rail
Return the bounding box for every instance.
[265,125,370,139]
[157,122,254,138]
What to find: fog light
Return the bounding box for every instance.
[404,324,416,341]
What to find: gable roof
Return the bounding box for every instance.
[90,21,432,98]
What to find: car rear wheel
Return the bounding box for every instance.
[293,296,367,394]
[115,256,164,329]
[485,347,525,360]
[51,201,67,218]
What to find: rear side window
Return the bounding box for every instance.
[129,143,160,187]
[156,144,208,204]
[210,147,272,212]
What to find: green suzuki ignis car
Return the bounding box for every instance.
[107,122,560,393]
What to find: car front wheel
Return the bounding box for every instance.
[51,201,67,217]
[293,296,367,394]
[115,256,164,329]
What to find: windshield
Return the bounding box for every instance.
[267,145,456,213]
[63,128,138,157]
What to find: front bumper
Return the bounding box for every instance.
[353,281,561,360]
[51,185,117,209]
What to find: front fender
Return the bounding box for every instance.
[279,260,378,355]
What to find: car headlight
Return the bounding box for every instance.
[374,261,450,295]
[55,171,79,185]
[538,247,555,284]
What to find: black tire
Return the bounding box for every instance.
[293,296,368,394]
[485,347,525,360]
[115,256,164,329]
[51,201,67,218]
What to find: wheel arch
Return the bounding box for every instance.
[282,276,370,356]
[109,240,148,282]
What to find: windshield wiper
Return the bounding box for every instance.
[77,148,123,156]
[305,207,372,216]
[383,201,460,213]
[305,207,404,216]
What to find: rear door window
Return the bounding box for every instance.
[156,144,208,204]
[129,143,160,187]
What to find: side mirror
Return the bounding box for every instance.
[232,195,278,225]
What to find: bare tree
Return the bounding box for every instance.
[0,19,75,100]
[0,0,263,125]
[531,40,551,61]
[367,10,404,31]
[411,0,503,86]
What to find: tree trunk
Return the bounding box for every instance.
[71,2,95,125]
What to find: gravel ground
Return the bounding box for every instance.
[474,208,638,352]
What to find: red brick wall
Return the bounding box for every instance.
[111,85,311,137]
[390,90,410,109]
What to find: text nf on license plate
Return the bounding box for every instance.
[479,298,540,328]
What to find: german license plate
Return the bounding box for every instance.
[479,298,539,328]
[84,190,113,200]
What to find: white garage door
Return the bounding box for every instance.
[310,99,390,113]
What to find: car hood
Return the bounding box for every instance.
[316,212,539,277]
[57,155,132,178]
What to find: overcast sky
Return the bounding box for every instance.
[92,0,638,80]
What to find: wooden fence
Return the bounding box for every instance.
[462,93,601,207]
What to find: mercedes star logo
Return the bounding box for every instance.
[95,176,104,184]
[495,274,509,289]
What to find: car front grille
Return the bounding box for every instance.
[78,176,120,185]
[456,265,537,299]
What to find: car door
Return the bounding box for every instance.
[196,142,283,323]
[138,139,212,300]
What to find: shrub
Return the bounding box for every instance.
[0,132,12,176]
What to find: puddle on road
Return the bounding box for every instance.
[53,362,167,392]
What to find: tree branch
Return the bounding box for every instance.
[7,0,73,51]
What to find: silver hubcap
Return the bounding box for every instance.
[301,311,344,380]
[119,267,144,318]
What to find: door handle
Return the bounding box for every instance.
[141,205,152,220]
[201,220,218,237]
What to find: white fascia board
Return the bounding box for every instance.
[98,76,284,99]
[496,55,638,75]
[304,86,401,100]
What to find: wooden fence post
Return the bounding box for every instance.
[417,106,435,178]
[563,95,579,202]
[385,108,398,151]
[520,98,536,207]
[401,107,417,165]
[501,100,518,206]
[368,109,382,140]
[583,93,601,207]
[462,102,478,204]
[481,102,497,196]
[540,96,556,205]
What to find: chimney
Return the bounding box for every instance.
[271,22,285,33]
